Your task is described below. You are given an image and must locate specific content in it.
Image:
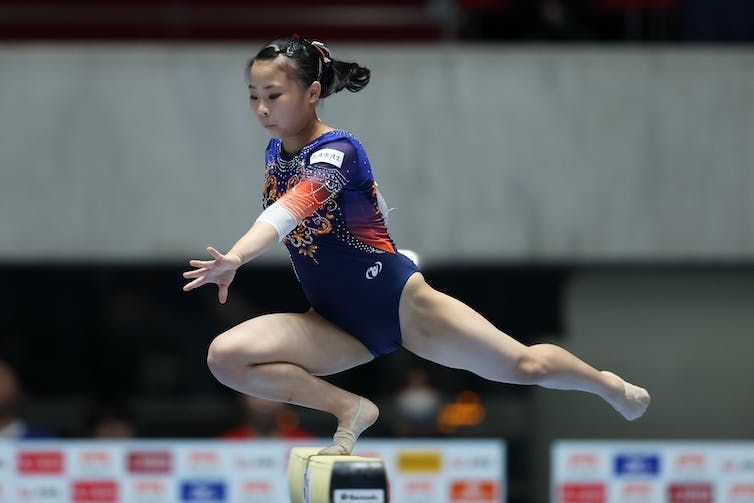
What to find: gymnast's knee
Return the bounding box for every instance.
[513,345,554,384]
[206,334,236,385]
[206,330,259,386]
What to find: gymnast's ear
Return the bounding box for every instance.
[307,80,322,103]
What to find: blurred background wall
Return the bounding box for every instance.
[1,1,753,502]
[2,46,753,262]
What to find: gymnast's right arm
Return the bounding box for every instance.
[182,220,278,303]
[183,156,342,302]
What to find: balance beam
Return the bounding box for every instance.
[288,447,389,503]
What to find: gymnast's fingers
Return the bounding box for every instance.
[218,284,229,304]
[207,246,225,260]
[189,259,214,268]
[183,268,207,279]
[183,276,206,291]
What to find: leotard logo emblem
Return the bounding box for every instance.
[365,261,382,280]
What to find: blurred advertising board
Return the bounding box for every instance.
[552,441,754,503]
[0,438,505,503]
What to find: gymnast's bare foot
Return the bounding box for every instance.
[318,396,380,455]
[602,371,651,421]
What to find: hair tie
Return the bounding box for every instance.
[310,41,332,65]
[308,40,331,82]
[276,35,332,82]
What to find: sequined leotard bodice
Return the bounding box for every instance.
[259,129,419,356]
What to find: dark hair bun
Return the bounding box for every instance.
[321,60,370,98]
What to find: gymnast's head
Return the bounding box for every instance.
[245,36,370,133]
[247,35,370,100]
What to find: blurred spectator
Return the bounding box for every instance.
[592,0,680,40]
[459,0,592,40]
[85,400,137,439]
[393,366,442,437]
[458,0,521,39]
[529,0,591,40]
[220,394,313,440]
[0,360,55,439]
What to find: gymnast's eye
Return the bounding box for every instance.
[269,93,282,100]
[249,95,258,101]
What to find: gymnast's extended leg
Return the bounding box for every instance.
[399,273,650,420]
[206,309,380,451]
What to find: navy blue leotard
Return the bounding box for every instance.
[260,130,419,357]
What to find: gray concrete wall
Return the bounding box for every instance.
[1,44,753,263]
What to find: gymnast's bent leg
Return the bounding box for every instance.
[206,309,380,452]
[399,273,650,420]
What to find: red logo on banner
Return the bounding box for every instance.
[17,452,64,474]
[619,483,655,503]
[669,483,713,503]
[403,479,437,499]
[674,454,707,472]
[78,451,112,471]
[72,481,118,502]
[450,480,498,502]
[622,483,652,496]
[188,451,220,470]
[241,481,274,496]
[406,480,434,492]
[133,481,167,497]
[559,483,607,503]
[568,454,600,471]
[730,485,754,502]
[128,451,171,473]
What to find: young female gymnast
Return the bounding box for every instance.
[183,35,650,455]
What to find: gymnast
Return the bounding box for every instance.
[183,35,650,455]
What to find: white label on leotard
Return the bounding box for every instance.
[310,148,344,168]
[333,489,385,502]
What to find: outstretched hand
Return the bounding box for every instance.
[183,246,243,304]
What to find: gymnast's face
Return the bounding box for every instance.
[248,59,320,141]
